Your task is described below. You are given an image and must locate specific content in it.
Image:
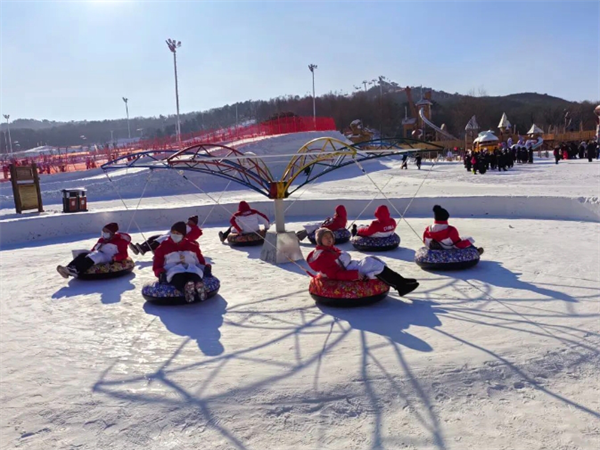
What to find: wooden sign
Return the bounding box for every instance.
[10,163,44,214]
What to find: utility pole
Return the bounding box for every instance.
[166,38,182,148]
[3,115,13,154]
[308,64,318,126]
[122,98,131,139]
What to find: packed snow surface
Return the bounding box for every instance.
[1,131,599,449]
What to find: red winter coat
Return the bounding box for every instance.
[153,237,206,278]
[423,221,473,249]
[357,205,396,237]
[321,205,348,231]
[307,245,360,281]
[90,232,131,262]
[230,201,270,233]
[186,223,202,242]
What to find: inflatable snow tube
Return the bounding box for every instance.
[308,228,351,245]
[309,276,389,307]
[227,229,267,247]
[142,275,221,305]
[78,258,135,280]
[415,247,480,271]
[351,233,400,252]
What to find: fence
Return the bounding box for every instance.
[1,116,337,180]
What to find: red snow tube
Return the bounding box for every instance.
[309,276,389,307]
[227,229,267,247]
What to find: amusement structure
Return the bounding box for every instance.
[102,137,444,263]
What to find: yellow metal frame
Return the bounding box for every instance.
[279,137,357,197]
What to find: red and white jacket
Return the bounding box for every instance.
[185,223,202,242]
[153,237,206,279]
[89,232,131,262]
[320,205,348,231]
[307,245,360,281]
[357,205,396,237]
[423,221,473,250]
[230,201,270,234]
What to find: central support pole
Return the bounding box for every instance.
[274,198,286,233]
[260,182,303,264]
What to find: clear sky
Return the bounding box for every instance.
[1,0,598,121]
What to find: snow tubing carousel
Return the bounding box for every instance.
[142,276,221,305]
[78,258,135,280]
[227,229,267,247]
[308,228,351,245]
[414,247,480,270]
[351,233,400,252]
[309,276,389,307]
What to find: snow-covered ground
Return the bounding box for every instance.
[1,132,599,450]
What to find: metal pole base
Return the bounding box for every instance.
[260,231,303,264]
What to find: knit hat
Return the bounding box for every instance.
[433,205,449,222]
[103,223,119,234]
[315,228,334,246]
[170,221,187,236]
[187,215,199,225]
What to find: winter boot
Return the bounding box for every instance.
[476,247,484,255]
[195,281,208,302]
[219,231,226,243]
[295,230,308,241]
[129,243,139,255]
[351,224,358,237]
[184,281,196,303]
[376,266,419,297]
[57,265,70,279]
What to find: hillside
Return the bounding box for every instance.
[1,87,597,153]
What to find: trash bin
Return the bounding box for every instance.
[62,188,88,213]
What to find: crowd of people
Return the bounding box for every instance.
[553,140,598,164]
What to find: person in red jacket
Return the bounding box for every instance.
[351,205,396,238]
[130,215,202,255]
[57,222,131,278]
[307,228,419,296]
[296,205,348,241]
[423,205,484,254]
[219,201,270,242]
[153,221,210,303]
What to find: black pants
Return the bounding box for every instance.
[221,226,232,239]
[137,235,161,254]
[170,272,202,292]
[68,253,95,274]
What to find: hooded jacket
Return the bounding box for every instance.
[321,205,348,231]
[423,221,473,250]
[90,232,131,262]
[153,237,206,278]
[306,245,360,281]
[230,201,270,234]
[357,205,396,237]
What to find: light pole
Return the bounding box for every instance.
[378,76,385,136]
[3,115,13,154]
[122,97,131,139]
[166,38,182,148]
[110,130,114,147]
[308,64,317,126]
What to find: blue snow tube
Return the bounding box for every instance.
[414,247,480,270]
[308,228,351,245]
[142,275,221,304]
[351,233,400,252]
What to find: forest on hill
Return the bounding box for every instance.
[1,81,597,152]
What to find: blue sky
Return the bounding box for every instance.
[1,1,598,121]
